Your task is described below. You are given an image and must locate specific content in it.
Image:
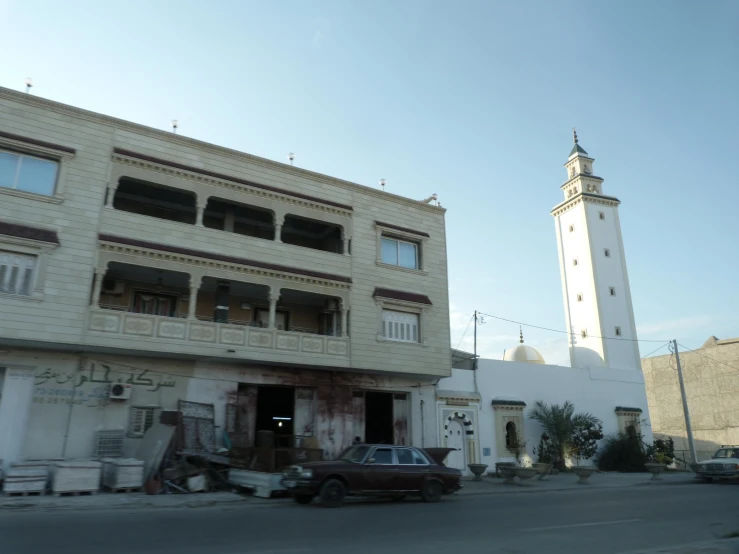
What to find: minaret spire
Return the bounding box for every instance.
[573,128,578,144]
[519,327,524,344]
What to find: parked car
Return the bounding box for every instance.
[281,444,462,507]
[692,446,739,481]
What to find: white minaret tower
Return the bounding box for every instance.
[552,131,641,370]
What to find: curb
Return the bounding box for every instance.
[616,537,739,553]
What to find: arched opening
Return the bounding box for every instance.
[505,421,518,449]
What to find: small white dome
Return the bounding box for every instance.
[503,329,545,364]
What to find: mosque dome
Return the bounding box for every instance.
[503,329,545,364]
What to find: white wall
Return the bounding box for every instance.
[437,359,653,470]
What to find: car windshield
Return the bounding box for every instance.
[713,449,738,459]
[337,445,370,463]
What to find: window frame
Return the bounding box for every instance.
[128,405,162,438]
[374,223,428,275]
[381,308,420,344]
[374,296,428,347]
[604,248,611,258]
[0,149,60,197]
[615,326,622,337]
[0,137,74,204]
[609,287,616,296]
[0,233,57,302]
[368,446,396,465]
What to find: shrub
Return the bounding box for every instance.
[533,434,556,464]
[597,433,647,472]
[571,421,604,465]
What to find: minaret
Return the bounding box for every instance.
[551,131,641,370]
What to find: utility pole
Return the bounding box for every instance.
[673,340,697,464]
[473,310,478,370]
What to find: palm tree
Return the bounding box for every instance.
[528,401,602,470]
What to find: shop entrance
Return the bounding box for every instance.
[255,385,295,436]
[364,391,395,445]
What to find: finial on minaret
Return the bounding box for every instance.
[519,327,524,344]
[573,128,578,144]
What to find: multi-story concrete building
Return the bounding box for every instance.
[0,86,450,468]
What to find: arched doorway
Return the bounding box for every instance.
[446,418,466,471]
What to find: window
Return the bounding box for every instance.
[609,287,616,296]
[396,448,415,465]
[573,258,578,266]
[604,249,611,257]
[569,225,574,232]
[129,406,160,437]
[132,292,177,317]
[0,149,59,196]
[381,237,419,269]
[581,329,588,339]
[0,251,36,296]
[615,326,622,337]
[371,448,394,465]
[382,310,419,343]
[599,212,605,220]
[577,293,583,302]
[505,421,518,449]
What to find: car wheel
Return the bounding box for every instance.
[293,494,314,505]
[319,479,346,508]
[421,480,443,503]
[391,494,406,502]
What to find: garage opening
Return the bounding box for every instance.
[255,386,295,436]
[364,391,394,445]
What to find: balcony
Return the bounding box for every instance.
[85,263,350,364]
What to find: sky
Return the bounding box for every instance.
[1,0,737,365]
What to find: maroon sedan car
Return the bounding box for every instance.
[281,444,461,507]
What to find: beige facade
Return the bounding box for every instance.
[642,337,739,462]
[0,86,450,466]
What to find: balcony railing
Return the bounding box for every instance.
[86,308,350,358]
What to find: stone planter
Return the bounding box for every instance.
[498,465,517,485]
[512,467,539,485]
[467,464,488,482]
[645,463,667,481]
[533,462,553,481]
[572,466,595,484]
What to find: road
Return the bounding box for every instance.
[2,483,739,554]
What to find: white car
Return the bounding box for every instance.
[693,446,739,481]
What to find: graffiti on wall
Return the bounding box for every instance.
[32,363,178,408]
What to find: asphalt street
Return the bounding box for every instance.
[2,482,738,554]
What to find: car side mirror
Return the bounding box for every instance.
[367,458,376,464]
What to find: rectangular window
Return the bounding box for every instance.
[371,448,395,465]
[609,287,616,296]
[0,251,36,296]
[599,212,605,220]
[604,248,611,257]
[573,258,578,266]
[569,225,574,232]
[0,149,59,196]
[132,292,178,317]
[129,406,160,437]
[382,310,419,343]
[615,326,622,337]
[381,237,419,270]
[577,294,583,302]
[581,329,588,339]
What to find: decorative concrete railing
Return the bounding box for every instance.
[87,308,350,357]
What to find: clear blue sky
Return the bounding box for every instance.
[2,0,737,364]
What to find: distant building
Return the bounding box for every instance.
[642,336,739,463]
[0,86,450,469]
[437,134,652,474]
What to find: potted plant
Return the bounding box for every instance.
[533,433,555,480]
[644,438,674,480]
[467,463,488,481]
[570,420,603,484]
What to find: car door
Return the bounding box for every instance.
[363,447,399,491]
[394,447,427,491]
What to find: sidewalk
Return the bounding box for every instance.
[457,470,700,496]
[0,471,700,513]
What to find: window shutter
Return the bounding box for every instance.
[382,310,419,343]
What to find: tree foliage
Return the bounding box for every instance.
[528,400,602,469]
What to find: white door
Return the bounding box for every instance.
[0,368,34,470]
[446,419,466,471]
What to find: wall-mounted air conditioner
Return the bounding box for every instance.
[109,383,132,400]
[102,279,125,296]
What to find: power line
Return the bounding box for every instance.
[454,313,474,351]
[677,343,739,373]
[477,311,670,343]
[642,342,671,359]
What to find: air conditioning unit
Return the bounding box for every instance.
[102,279,125,296]
[323,299,340,313]
[109,383,132,400]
